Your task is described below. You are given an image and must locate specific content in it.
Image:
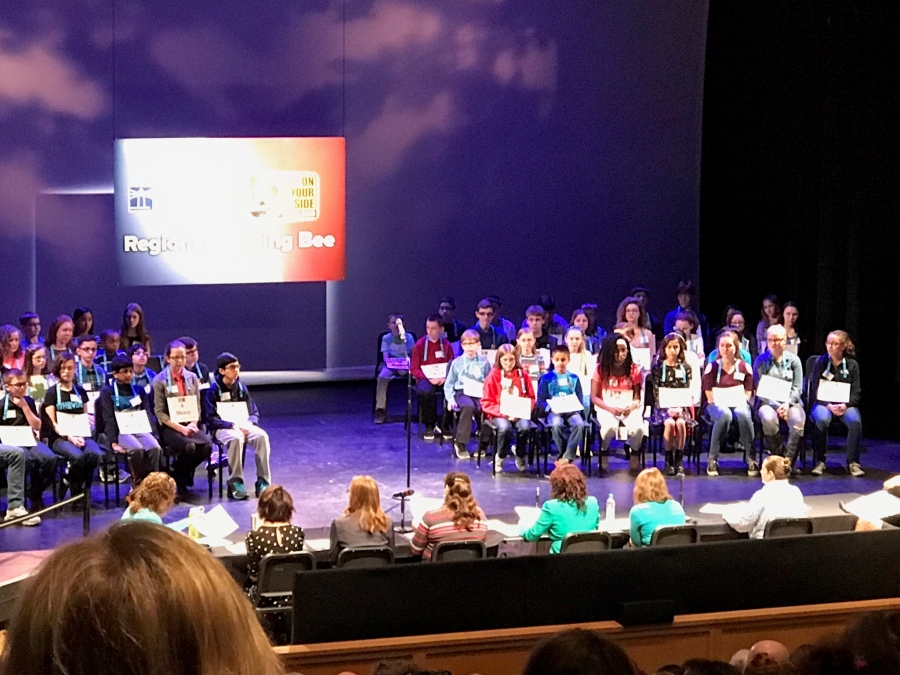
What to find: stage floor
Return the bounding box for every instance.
[1,381,897,553]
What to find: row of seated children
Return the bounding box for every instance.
[383,310,863,480]
[0,340,273,524]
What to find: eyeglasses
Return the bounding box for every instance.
[461,341,480,347]
[225,364,241,370]
[78,346,97,353]
[7,381,26,388]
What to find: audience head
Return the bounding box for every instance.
[442,472,480,530]
[127,472,176,515]
[616,297,646,328]
[761,295,781,324]
[99,329,121,354]
[748,640,790,666]
[522,628,636,675]
[761,455,791,483]
[72,307,93,337]
[681,659,739,675]
[633,467,672,505]
[0,522,285,675]
[598,333,633,376]
[841,610,900,674]
[19,311,41,341]
[216,352,240,384]
[165,340,187,372]
[826,330,855,360]
[47,315,74,349]
[676,281,696,308]
[782,301,799,329]
[716,330,741,361]
[550,343,570,372]
[372,659,430,675]
[494,343,520,371]
[460,329,480,357]
[658,332,687,366]
[24,343,50,377]
[0,324,23,359]
[516,328,536,355]
[345,475,389,534]
[438,296,456,321]
[425,314,443,340]
[257,485,295,523]
[53,352,76,382]
[525,305,545,334]
[765,324,787,358]
[110,355,134,383]
[729,649,750,671]
[549,464,587,510]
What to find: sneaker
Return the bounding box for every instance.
[849,462,865,477]
[515,457,527,473]
[707,460,719,477]
[665,464,676,477]
[441,429,454,440]
[747,461,760,478]
[228,479,249,501]
[118,470,131,484]
[374,409,387,424]
[4,506,40,527]
[555,457,571,467]
[423,428,436,441]
[676,463,685,477]
[473,446,486,459]
[811,461,826,476]
[493,454,504,473]
[255,477,270,497]
[98,466,115,484]
[454,443,471,459]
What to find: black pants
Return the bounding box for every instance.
[159,426,212,488]
[416,380,449,428]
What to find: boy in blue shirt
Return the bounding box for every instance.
[444,330,491,458]
[537,345,586,463]
[375,313,416,424]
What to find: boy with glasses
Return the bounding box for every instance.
[471,299,509,350]
[19,313,43,346]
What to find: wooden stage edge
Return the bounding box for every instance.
[275,597,900,675]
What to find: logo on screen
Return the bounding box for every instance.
[128,187,153,211]
[249,172,319,221]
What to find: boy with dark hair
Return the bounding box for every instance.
[471,299,509,350]
[96,329,124,372]
[95,355,161,485]
[19,312,43,346]
[74,334,106,394]
[485,295,516,342]
[128,343,157,392]
[204,352,271,500]
[437,296,466,344]
[663,281,710,346]
[537,344,586,464]
[410,315,454,440]
[177,336,212,389]
[375,314,415,424]
[525,305,552,350]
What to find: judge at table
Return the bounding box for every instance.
[722,456,807,539]
[521,464,599,553]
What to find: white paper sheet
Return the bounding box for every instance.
[421,363,448,379]
[756,374,792,403]
[167,395,200,423]
[0,426,37,447]
[657,388,694,409]
[817,380,851,404]
[712,385,746,408]
[217,401,250,425]
[515,505,542,530]
[56,412,91,437]
[631,347,652,370]
[548,394,583,414]
[191,504,240,539]
[115,410,152,434]
[699,503,731,515]
[500,393,533,419]
[225,541,248,555]
[602,390,634,408]
[304,538,332,551]
[842,491,900,522]
[484,519,522,538]
[410,495,444,527]
[462,378,484,398]
[596,517,630,533]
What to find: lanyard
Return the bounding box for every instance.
[502,368,527,396]
[2,395,10,420]
[663,363,686,383]
[717,360,738,385]
[55,384,79,407]
[113,381,139,402]
[825,358,848,378]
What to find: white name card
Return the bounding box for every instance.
[602,389,634,408]
[756,374,792,403]
[167,395,200,423]
[538,348,551,368]
[115,410,152,435]
[631,347,652,370]
[420,363,448,380]
[817,380,851,404]
[0,425,37,447]
[462,378,484,398]
[712,385,747,408]
[384,357,410,370]
[57,412,91,437]
[85,391,100,415]
[657,387,694,410]
[500,393,533,419]
[217,401,250,425]
[548,394,583,414]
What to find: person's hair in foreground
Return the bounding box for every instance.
[0,522,284,675]
[522,628,636,675]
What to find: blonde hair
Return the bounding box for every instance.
[460,329,480,345]
[127,472,176,515]
[717,330,742,355]
[827,330,856,357]
[633,468,673,504]
[0,523,284,675]
[763,456,791,480]
[345,475,389,534]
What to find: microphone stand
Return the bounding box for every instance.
[397,328,414,533]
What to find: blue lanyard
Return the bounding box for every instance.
[716,360,738,385]
[502,368,527,396]
[113,382,139,405]
[3,395,10,420]
[55,384,80,407]
[824,358,848,378]
[663,363,686,384]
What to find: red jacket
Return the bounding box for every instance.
[481,367,536,419]
[410,336,454,381]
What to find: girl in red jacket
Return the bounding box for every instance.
[479,344,536,473]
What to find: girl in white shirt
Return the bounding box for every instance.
[722,456,807,539]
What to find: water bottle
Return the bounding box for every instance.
[535,486,540,507]
[606,493,616,522]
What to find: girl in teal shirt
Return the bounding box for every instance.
[121,472,176,525]
[521,464,599,553]
[629,468,686,547]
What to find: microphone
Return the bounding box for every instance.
[392,489,415,499]
[396,318,406,340]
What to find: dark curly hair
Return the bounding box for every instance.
[597,333,633,380]
[549,464,588,511]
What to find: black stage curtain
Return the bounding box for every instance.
[699,1,900,437]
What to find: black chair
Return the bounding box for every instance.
[481,417,539,476]
[764,517,813,538]
[650,524,699,546]
[254,551,316,615]
[161,442,220,500]
[146,355,164,374]
[560,531,612,553]
[430,540,486,562]
[336,546,395,568]
[372,329,416,419]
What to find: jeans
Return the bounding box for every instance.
[706,403,755,462]
[376,367,407,410]
[758,403,805,455]
[25,441,58,498]
[0,444,26,510]
[481,417,531,458]
[548,412,586,461]
[51,438,103,491]
[215,426,271,483]
[811,404,862,464]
